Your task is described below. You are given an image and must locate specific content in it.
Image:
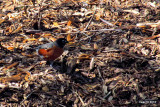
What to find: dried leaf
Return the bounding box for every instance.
[141,48,150,56]
[58,74,65,81]
[109,80,119,89]
[21,53,34,57]
[94,43,98,50]
[53,22,59,27]
[67,34,76,42]
[49,37,56,42]
[12,25,23,34]
[78,54,92,60]
[73,12,85,16]
[43,33,52,37]
[136,21,160,28]
[108,96,113,102]
[0,19,5,25]
[81,72,96,78]
[0,67,31,83]
[144,34,160,40]
[23,38,37,43]
[67,20,72,26]
[0,74,22,83]
[67,34,71,41]
[7,47,14,51]
[17,68,31,81]
[6,62,19,70]
[95,12,100,20]
[85,84,100,90]
[42,20,48,25]
[100,18,115,26]
[89,57,95,70]
[81,45,94,50]
[42,86,49,92]
[105,76,122,83]
[123,9,140,15]
[8,26,13,34]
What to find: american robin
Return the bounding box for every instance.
[36,38,68,65]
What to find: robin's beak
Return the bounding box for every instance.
[65,40,69,44]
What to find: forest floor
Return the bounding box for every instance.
[0,0,160,106]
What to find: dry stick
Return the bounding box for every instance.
[97,66,104,82]
[53,28,122,35]
[38,0,45,30]
[152,27,157,37]
[83,10,97,31]
[20,90,36,104]
[100,18,116,27]
[38,13,42,30]
[75,91,86,106]
[38,4,42,30]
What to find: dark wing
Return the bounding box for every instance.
[37,42,55,49]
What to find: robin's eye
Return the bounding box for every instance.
[62,40,66,43]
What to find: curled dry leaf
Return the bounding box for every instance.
[123,9,140,15]
[18,68,31,81]
[7,46,14,51]
[0,73,25,83]
[11,25,23,34]
[67,34,71,41]
[144,34,160,40]
[108,96,113,102]
[95,12,100,20]
[23,38,37,43]
[6,62,19,70]
[141,48,150,56]
[93,43,98,50]
[42,86,49,92]
[52,22,59,27]
[85,84,100,90]
[67,34,76,42]
[57,74,65,82]
[89,57,95,70]
[0,19,5,24]
[81,45,94,50]
[67,20,72,26]
[105,75,122,84]
[21,53,34,57]
[49,37,57,42]
[81,72,96,78]
[102,85,108,95]
[43,33,52,37]
[78,54,92,60]
[136,21,160,28]
[108,80,119,89]
[114,68,124,73]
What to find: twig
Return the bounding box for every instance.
[152,27,157,37]
[75,91,86,106]
[20,90,36,104]
[100,18,116,27]
[97,66,104,82]
[38,4,42,30]
[53,28,122,35]
[83,10,97,31]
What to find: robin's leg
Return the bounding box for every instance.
[49,61,54,67]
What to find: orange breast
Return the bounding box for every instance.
[38,46,64,61]
[38,49,48,56]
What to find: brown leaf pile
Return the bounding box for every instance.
[0,0,160,106]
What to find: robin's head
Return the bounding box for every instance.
[56,38,68,48]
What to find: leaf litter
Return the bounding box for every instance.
[0,0,160,106]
